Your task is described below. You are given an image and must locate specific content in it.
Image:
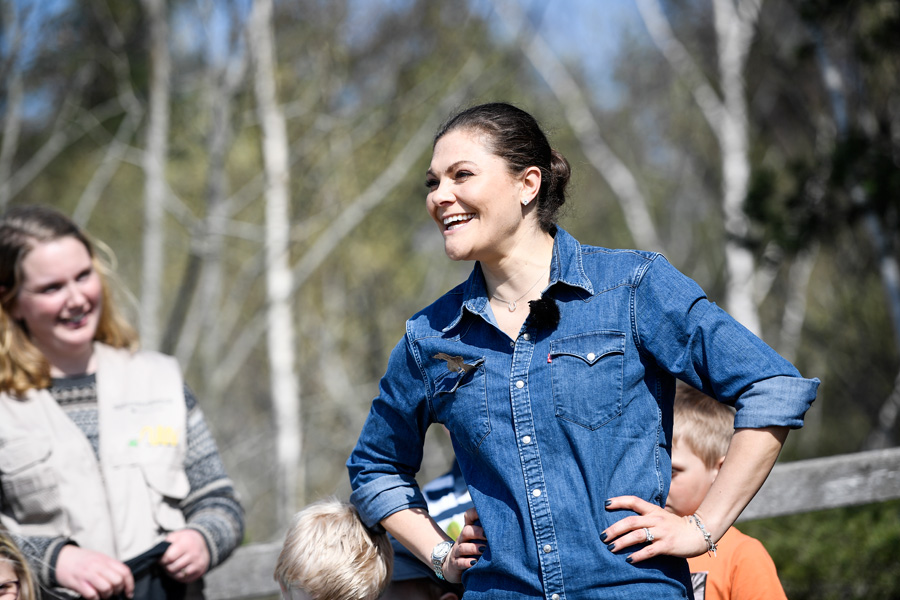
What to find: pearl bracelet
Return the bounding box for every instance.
[689,514,717,557]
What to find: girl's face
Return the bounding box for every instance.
[0,559,18,600]
[11,236,102,368]
[425,129,540,264]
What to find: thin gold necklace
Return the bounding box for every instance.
[491,268,549,312]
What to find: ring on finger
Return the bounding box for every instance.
[643,527,654,543]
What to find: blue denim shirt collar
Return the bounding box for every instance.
[444,228,594,333]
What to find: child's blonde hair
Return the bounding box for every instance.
[1,532,39,600]
[274,498,392,600]
[673,384,735,469]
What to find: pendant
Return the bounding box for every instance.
[508,301,517,312]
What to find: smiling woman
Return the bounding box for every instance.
[0,205,244,600]
[347,102,819,599]
[10,236,104,375]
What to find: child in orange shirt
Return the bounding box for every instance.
[667,385,788,600]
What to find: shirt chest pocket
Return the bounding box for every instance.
[432,357,490,455]
[550,331,625,430]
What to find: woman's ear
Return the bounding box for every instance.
[520,166,541,206]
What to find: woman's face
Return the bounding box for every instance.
[11,236,102,365]
[426,129,539,263]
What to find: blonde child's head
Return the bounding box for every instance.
[274,498,392,600]
[1,532,39,600]
[673,384,735,469]
[666,384,735,517]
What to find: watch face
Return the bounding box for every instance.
[433,541,453,560]
[432,540,454,580]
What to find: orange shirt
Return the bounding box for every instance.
[687,526,787,600]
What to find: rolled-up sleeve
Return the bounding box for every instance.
[633,255,819,428]
[348,335,432,528]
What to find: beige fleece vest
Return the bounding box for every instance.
[0,343,188,561]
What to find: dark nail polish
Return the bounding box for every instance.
[600,532,608,542]
[469,559,477,566]
[478,546,486,553]
[606,543,615,552]
[604,500,612,507]
[626,556,633,564]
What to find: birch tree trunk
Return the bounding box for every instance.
[210,58,483,392]
[139,0,171,350]
[713,0,762,335]
[492,0,663,253]
[0,69,23,212]
[73,1,143,226]
[812,26,900,445]
[0,1,26,211]
[247,0,302,524]
[636,0,763,334]
[174,54,246,378]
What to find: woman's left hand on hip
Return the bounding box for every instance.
[601,495,707,563]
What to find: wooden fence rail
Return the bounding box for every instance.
[204,446,900,600]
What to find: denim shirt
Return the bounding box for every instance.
[348,229,819,600]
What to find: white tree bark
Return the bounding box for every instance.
[813,26,900,445]
[247,0,302,523]
[175,48,247,376]
[211,57,484,392]
[636,0,763,334]
[777,243,818,363]
[139,0,172,350]
[0,71,23,212]
[492,0,664,252]
[714,0,762,335]
[0,0,26,211]
[865,369,900,450]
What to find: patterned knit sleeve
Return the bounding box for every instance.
[3,530,71,588]
[180,385,245,569]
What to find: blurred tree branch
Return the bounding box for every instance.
[492,0,664,253]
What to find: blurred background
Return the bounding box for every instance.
[2,0,898,596]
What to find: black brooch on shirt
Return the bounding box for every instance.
[433,353,477,374]
[528,297,560,330]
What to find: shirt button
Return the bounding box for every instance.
[522,435,532,444]
[532,488,541,497]
[543,544,552,553]
[516,380,525,389]
[509,341,515,347]
[552,595,560,600]
[522,333,531,340]
[587,352,596,361]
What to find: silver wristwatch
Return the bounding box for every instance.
[431,540,454,581]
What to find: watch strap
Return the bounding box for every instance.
[431,540,454,581]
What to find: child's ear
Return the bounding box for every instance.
[712,455,726,478]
